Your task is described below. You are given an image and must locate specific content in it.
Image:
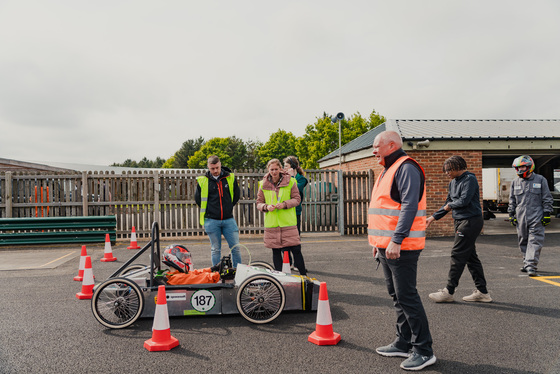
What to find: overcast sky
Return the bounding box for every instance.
[1,1,559,166]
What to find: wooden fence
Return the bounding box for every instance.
[0,168,371,239]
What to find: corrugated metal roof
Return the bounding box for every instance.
[318,119,560,163]
[392,119,560,139]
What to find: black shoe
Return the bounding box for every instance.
[376,344,410,358]
[520,266,527,273]
[527,268,537,276]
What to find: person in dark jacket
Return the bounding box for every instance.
[195,155,242,267]
[427,155,491,303]
[283,156,308,269]
[283,156,308,234]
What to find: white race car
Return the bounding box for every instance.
[91,223,321,329]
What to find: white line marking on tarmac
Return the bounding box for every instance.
[38,251,76,268]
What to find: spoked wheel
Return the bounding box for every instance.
[118,264,148,276]
[248,261,274,271]
[236,274,285,324]
[92,277,144,329]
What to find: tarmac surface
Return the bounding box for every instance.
[0,218,559,374]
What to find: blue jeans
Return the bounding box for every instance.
[204,218,241,267]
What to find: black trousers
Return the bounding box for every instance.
[379,249,433,356]
[273,245,306,275]
[286,215,302,266]
[446,216,487,294]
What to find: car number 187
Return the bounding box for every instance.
[191,290,216,312]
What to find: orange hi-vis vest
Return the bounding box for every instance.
[368,156,426,250]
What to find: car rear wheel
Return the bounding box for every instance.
[236,274,285,324]
[92,278,144,329]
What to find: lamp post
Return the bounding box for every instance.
[331,112,345,169]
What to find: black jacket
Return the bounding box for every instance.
[195,166,240,221]
[432,171,482,221]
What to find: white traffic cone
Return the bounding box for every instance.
[100,234,117,262]
[76,256,95,300]
[282,250,291,274]
[308,282,341,345]
[73,245,87,281]
[127,226,140,250]
[144,285,180,351]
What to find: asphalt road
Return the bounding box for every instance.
[0,230,559,374]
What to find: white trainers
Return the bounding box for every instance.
[428,288,454,303]
[462,290,492,303]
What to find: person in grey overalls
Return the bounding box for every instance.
[508,155,554,276]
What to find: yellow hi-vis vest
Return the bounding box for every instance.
[368,156,426,250]
[259,178,297,228]
[197,174,235,226]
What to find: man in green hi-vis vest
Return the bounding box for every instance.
[195,155,242,267]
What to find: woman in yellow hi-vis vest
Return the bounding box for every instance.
[256,159,307,275]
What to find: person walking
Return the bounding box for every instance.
[195,155,242,267]
[427,156,492,303]
[257,159,307,275]
[368,131,435,371]
[508,155,554,276]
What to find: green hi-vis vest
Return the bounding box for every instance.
[259,177,297,228]
[197,174,235,226]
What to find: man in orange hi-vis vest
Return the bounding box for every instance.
[368,131,436,371]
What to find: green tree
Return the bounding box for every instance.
[244,139,264,169]
[112,156,165,168]
[173,137,205,168]
[296,109,385,169]
[257,129,298,166]
[162,156,175,168]
[187,136,247,170]
[111,159,137,167]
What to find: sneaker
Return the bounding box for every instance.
[375,344,410,358]
[520,266,527,273]
[462,290,492,303]
[527,268,537,277]
[428,288,454,303]
[400,352,436,371]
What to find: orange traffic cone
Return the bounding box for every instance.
[282,250,291,274]
[76,256,95,300]
[73,245,88,281]
[144,285,180,351]
[308,282,341,345]
[100,234,117,262]
[127,226,141,249]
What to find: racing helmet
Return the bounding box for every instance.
[512,155,535,178]
[163,244,193,273]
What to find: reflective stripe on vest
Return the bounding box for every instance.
[259,178,297,228]
[197,173,235,226]
[368,156,426,250]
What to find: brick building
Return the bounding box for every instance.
[318,119,560,236]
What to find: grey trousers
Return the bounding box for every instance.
[517,221,545,270]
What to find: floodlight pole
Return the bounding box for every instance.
[331,112,344,170]
[339,121,342,170]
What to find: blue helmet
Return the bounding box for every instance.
[512,155,535,178]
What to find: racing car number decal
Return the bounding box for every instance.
[190,290,216,312]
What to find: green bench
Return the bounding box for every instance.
[0,216,117,246]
